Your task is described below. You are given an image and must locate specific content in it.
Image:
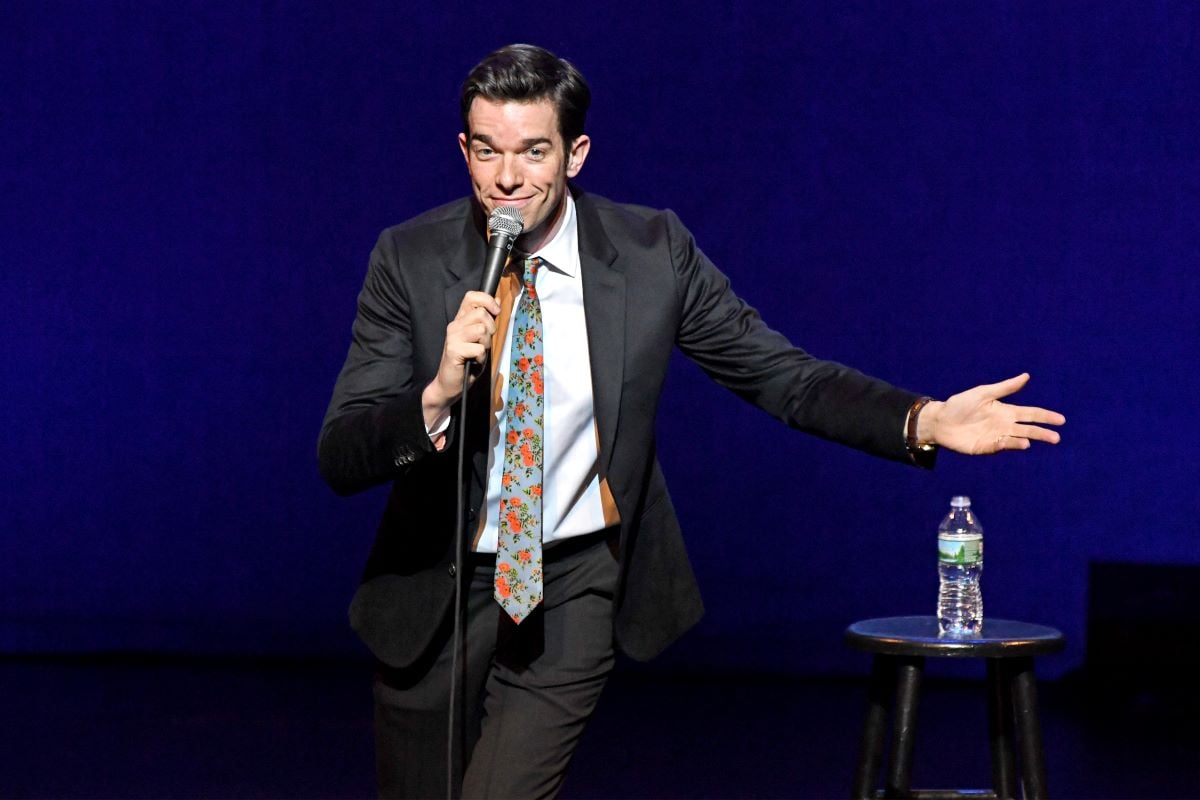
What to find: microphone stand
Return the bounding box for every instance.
[446,208,521,800]
[447,366,473,800]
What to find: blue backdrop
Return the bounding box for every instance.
[3,2,1196,676]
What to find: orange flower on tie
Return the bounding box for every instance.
[518,549,531,562]
[514,402,526,418]
[518,356,530,373]
[524,329,536,346]
[520,443,534,467]
[531,371,544,395]
[507,429,519,445]
[534,354,543,366]
[502,474,513,489]
[496,577,512,598]
[530,486,542,497]
[507,510,522,533]
[522,427,533,439]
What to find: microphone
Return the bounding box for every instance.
[480,206,525,295]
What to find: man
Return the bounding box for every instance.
[319,44,1064,799]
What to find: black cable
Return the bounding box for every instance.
[447,368,472,800]
[444,213,519,798]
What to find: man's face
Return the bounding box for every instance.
[459,97,590,251]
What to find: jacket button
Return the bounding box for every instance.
[448,562,457,577]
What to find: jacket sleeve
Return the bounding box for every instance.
[666,210,925,465]
[317,230,444,496]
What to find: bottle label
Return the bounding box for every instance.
[938,537,983,565]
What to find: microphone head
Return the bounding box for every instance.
[488,206,525,239]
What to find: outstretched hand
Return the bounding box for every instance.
[919,373,1065,455]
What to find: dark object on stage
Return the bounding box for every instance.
[1086,561,1200,689]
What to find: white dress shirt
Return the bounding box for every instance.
[472,194,608,552]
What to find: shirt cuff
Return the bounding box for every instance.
[426,411,451,451]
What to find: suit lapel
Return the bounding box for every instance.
[576,193,624,477]
[444,275,475,327]
[444,206,488,322]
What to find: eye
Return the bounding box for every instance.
[475,147,495,159]
[527,147,545,160]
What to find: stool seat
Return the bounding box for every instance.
[847,616,1063,800]
[847,616,1065,658]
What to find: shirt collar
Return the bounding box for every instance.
[524,193,578,278]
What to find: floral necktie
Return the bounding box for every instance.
[494,257,544,623]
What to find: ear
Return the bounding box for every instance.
[458,132,470,166]
[565,134,591,178]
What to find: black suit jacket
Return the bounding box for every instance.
[319,188,924,669]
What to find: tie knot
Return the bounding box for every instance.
[523,257,540,289]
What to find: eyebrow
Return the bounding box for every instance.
[470,134,554,149]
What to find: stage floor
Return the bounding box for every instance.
[0,656,1190,798]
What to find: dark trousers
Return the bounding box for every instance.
[373,531,620,800]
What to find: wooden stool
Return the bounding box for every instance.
[846,616,1064,799]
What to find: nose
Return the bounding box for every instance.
[495,154,524,192]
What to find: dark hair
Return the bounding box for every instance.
[460,44,591,145]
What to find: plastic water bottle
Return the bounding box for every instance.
[937,495,984,636]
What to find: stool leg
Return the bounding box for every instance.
[1010,657,1049,800]
[986,659,1018,800]
[885,655,924,798]
[853,655,893,799]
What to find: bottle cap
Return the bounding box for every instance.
[950,495,971,508]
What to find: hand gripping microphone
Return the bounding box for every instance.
[480,206,525,295]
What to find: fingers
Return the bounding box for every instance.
[459,290,501,319]
[1011,423,1062,445]
[993,434,1031,452]
[447,292,500,366]
[446,336,488,367]
[1009,404,1067,427]
[451,312,496,350]
[980,372,1031,399]
[445,316,494,366]
[429,292,504,407]
[988,423,1060,455]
